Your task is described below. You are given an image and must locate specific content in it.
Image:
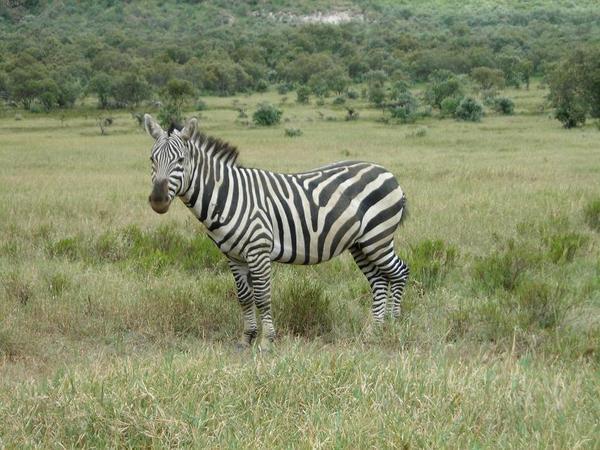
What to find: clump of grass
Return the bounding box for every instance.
[47,236,83,260]
[472,239,540,293]
[583,198,600,231]
[47,271,71,298]
[405,126,428,138]
[284,127,302,137]
[407,239,457,292]
[276,273,333,337]
[128,278,238,340]
[47,224,226,274]
[544,231,587,263]
[3,272,33,306]
[514,279,563,329]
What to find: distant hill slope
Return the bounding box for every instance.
[0,0,598,105]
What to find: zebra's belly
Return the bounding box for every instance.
[269,211,362,264]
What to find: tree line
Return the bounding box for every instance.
[0,0,598,127]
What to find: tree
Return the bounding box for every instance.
[424,70,464,109]
[8,67,44,109]
[471,67,505,92]
[296,86,310,104]
[111,73,150,108]
[368,85,386,110]
[87,73,113,109]
[158,78,195,128]
[37,79,60,111]
[548,48,600,128]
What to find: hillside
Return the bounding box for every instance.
[1,0,599,108]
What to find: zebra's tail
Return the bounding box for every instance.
[398,193,409,225]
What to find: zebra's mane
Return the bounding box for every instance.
[193,132,240,167]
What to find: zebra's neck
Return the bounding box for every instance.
[181,148,248,231]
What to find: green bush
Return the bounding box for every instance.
[493,97,515,115]
[284,127,302,137]
[554,99,587,128]
[252,103,282,126]
[332,96,346,105]
[296,86,310,104]
[346,89,359,99]
[408,239,457,291]
[472,239,540,293]
[514,279,563,329]
[545,232,587,263]
[276,274,333,337]
[389,91,418,123]
[277,83,292,94]
[584,198,600,231]
[454,97,484,122]
[345,107,359,121]
[256,79,268,92]
[440,97,461,117]
[195,99,207,111]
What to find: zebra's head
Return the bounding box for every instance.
[143,114,198,214]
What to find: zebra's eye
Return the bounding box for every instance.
[177,156,184,164]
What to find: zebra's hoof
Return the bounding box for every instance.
[234,341,251,352]
[258,339,274,354]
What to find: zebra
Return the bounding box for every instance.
[143,114,409,350]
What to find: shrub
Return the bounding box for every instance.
[584,198,600,231]
[346,89,359,99]
[408,239,457,291]
[493,97,515,115]
[252,103,282,126]
[514,279,563,329]
[284,128,302,137]
[472,239,539,294]
[424,70,464,108]
[454,97,483,122]
[296,86,310,104]
[345,107,359,121]
[554,100,587,128]
[389,90,418,123]
[332,96,346,105]
[545,232,587,263]
[276,274,333,337]
[277,83,292,95]
[405,126,428,138]
[3,272,33,306]
[256,79,269,92]
[315,97,325,106]
[195,99,207,111]
[440,97,461,117]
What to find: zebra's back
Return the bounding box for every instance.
[261,161,405,264]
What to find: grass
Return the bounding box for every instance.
[0,84,599,448]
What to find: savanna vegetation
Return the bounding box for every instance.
[1,0,599,127]
[0,1,599,448]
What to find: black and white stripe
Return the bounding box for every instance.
[144,115,409,348]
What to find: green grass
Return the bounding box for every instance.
[0,85,599,448]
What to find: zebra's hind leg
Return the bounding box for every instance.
[247,251,275,352]
[229,261,257,349]
[361,240,409,319]
[350,244,389,327]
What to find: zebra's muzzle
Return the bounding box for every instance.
[149,179,171,214]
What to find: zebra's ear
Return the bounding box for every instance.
[180,117,198,141]
[144,114,164,140]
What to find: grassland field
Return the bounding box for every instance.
[0,84,599,448]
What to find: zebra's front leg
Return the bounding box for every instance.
[229,261,257,349]
[247,251,275,352]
